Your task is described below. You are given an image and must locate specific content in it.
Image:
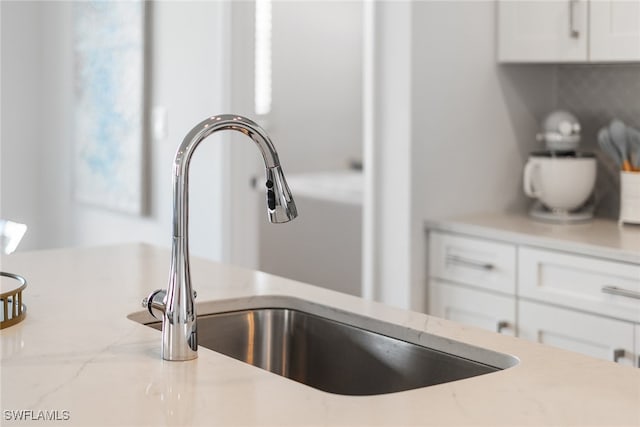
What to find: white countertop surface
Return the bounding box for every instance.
[1,244,639,426]
[425,212,640,264]
[286,170,362,205]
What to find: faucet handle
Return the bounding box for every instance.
[142,289,167,319]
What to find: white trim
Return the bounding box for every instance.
[219,0,233,264]
[362,1,413,309]
[361,0,376,301]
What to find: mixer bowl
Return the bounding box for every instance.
[523,152,596,213]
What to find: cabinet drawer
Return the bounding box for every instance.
[519,300,636,366]
[429,232,516,295]
[519,247,640,323]
[429,279,516,336]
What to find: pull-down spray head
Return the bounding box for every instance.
[265,165,297,223]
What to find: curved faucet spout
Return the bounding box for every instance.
[173,115,297,238]
[148,114,297,361]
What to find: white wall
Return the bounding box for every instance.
[1,1,44,251]
[408,1,555,311]
[227,0,262,270]
[365,1,556,311]
[2,1,230,261]
[38,2,75,250]
[362,0,413,307]
[412,1,555,220]
[256,1,364,292]
[269,1,363,173]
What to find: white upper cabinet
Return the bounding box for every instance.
[498,0,640,63]
[590,0,640,61]
[498,0,588,62]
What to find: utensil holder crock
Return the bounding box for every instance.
[619,171,640,225]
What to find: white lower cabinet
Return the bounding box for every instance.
[518,300,636,367]
[429,279,516,336]
[429,232,516,295]
[519,247,640,323]
[428,227,640,367]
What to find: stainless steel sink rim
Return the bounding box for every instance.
[137,298,519,396]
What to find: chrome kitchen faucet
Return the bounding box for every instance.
[143,115,298,361]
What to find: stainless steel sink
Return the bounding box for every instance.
[138,297,518,395]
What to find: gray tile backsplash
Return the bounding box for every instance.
[556,64,640,219]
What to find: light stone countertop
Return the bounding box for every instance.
[425,212,640,264]
[1,244,639,426]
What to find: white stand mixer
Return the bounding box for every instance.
[524,111,597,223]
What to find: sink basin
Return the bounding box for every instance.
[134,296,518,395]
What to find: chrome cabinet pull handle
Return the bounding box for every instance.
[613,348,626,363]
[569,0,580,38]
[446,255,495,271]
[601,286,640,300]
[496,320,509,334]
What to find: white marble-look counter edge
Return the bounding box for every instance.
[425,212,640,265]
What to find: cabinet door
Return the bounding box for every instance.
[590,0,640,61]
[519,247,640,323]
[519,300,635,366]
[429,279,516,336]
[498,0,588,62]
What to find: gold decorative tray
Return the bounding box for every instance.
[0,272,27,329]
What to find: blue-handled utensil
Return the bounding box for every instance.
[609,119,632,171]
[598,127,623,169]
[598,127,622,167]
